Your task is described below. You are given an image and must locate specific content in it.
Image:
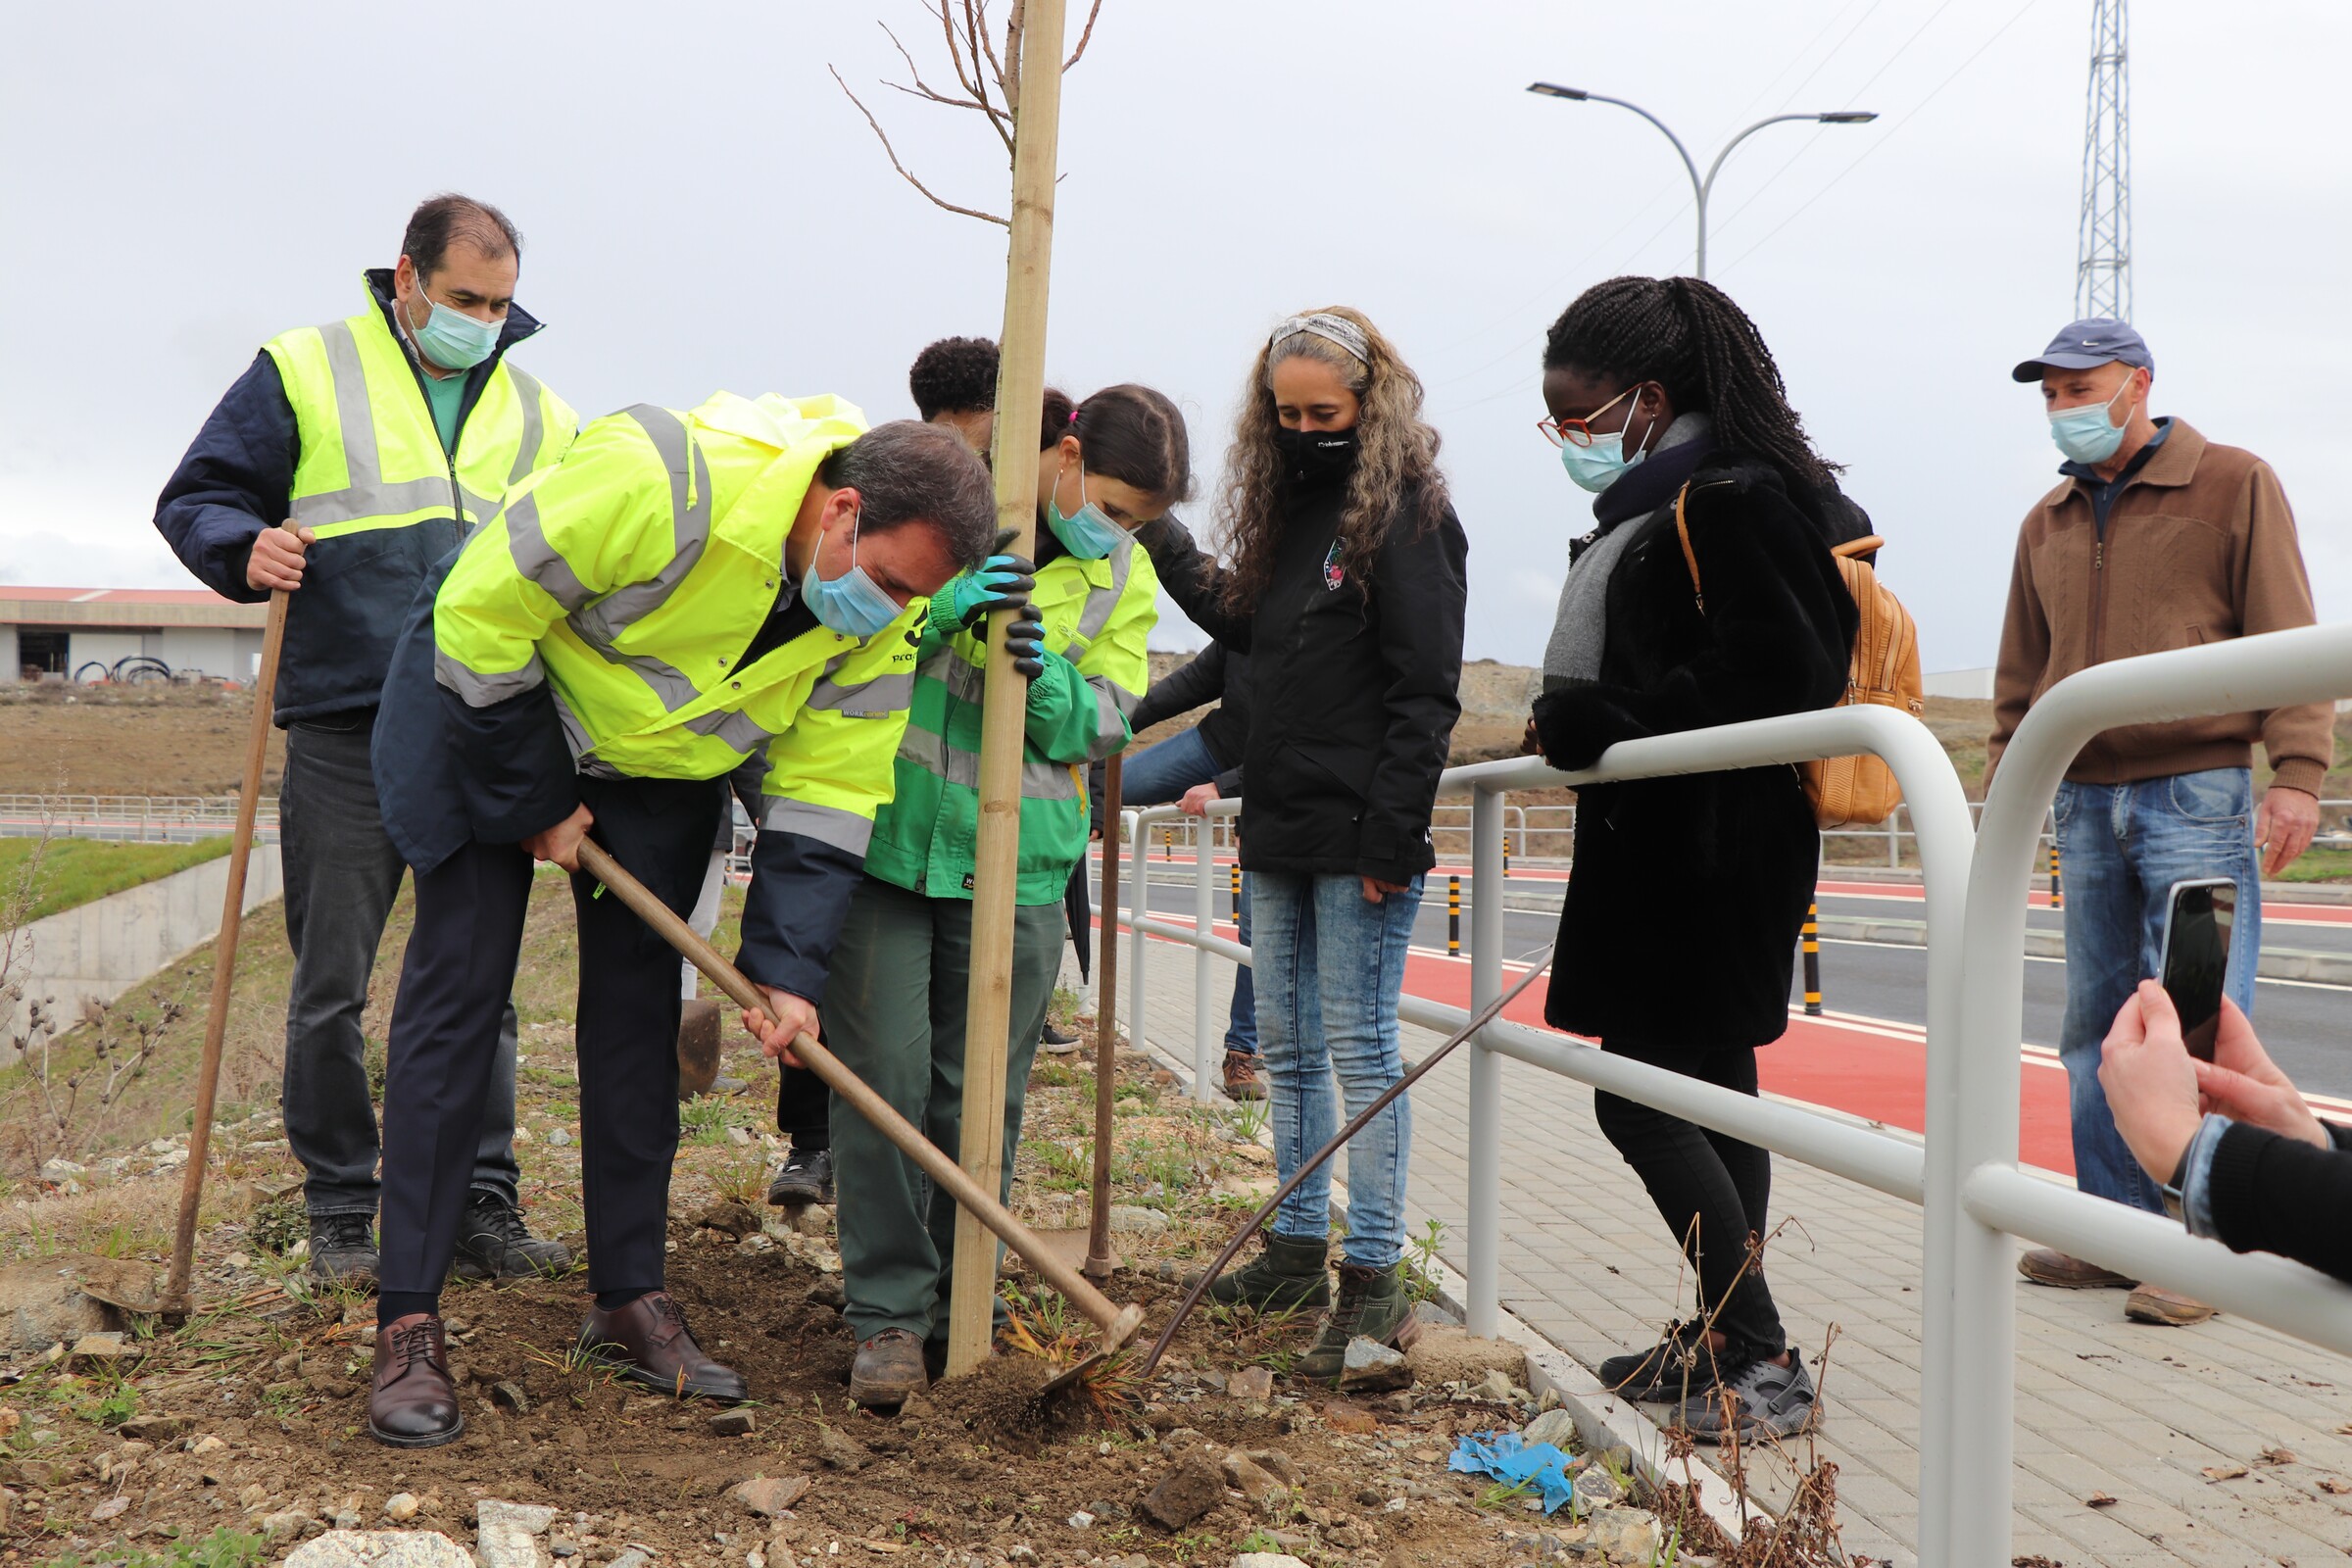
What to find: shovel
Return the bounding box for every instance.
[573,841,1147,1365]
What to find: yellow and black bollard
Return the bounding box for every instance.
[1502,832,1512,877]
[1447,875,1461,956]
[1230,862,1242,922]
[1801,900,1823,1016]
[2048,843,2063,908]
[1160,826,1170,861]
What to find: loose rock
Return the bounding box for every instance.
[1138,1455,1224,1531]
[815,1425,871,1471]
[71,1332,129,1366]
[477,1498,560,1568]
[730,1475,812,1516]
[1320,1400,1378,1435]
[1244,1449,1304,1486]
[383,1492,419,1521]
[1403,1325,1528,1389]
[1106,1205,1169,1237]
[283,1532,475,1568]
[119,1414,189,1443]
[1519,1408,1579,1450]
[1232,1555,1312,1568]
[708,1408,756,1438]
[1226,1366,1274,1401]
[490,1381,531,1415]
[1219,1452,1284,1509]
[1572,1465,1624,1509]
[1588,1503,1659,1562]
[1336,1337,1411,1394]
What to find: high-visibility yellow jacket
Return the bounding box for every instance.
[165,270,575,722]
[865,536,1155,904]
[382,392,923,1001]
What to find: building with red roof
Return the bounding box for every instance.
[1,587,269,683]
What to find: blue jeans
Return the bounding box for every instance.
[1251,870,1422,1267]
[2054,767,2262,1213]
[1122,728,1257,1055]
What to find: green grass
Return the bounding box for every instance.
[2275,846,2352,884]
[0,837,232,923]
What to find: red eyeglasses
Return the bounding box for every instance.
[1537,383,1642,449]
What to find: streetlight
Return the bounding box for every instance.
[1526,83,1877,278]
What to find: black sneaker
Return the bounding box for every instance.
[1671,1348,1817,1443]
[308,1213,379,1288]
[1596,1319,1717,1402]
[1039,1021,1081,1055]
[766,1147,835,1206]
[452,1194,572,1281]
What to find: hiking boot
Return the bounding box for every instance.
[1222,1050,1268,1102]
[766,1147,835,1206]
[850,1329,929,1409]
[1293,1260,1422,1382]
[1672,1348,1817,1443]
[2125,1284,2216,1325]
[2016,1248,2132,1289]
[452,1194,571,1281]
[577,1291,747,1403]
[1040,1021,1082,1055]
[368,1313,462,1448]
[1597,1319,1720,1403]
[309,1213,379,1288]
[1188,1231,1331,1313]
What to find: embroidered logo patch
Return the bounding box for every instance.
[1322,539,1346,591]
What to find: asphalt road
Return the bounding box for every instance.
[1112,863,2352,1102]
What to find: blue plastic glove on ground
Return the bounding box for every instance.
[1448,1431,1576,1515]
[931,553,1038,630]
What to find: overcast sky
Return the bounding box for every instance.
[3,1,2345,672]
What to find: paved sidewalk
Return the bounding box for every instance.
[1122,936,2352,1567]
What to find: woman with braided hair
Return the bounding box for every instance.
[1526,274,1864,1441]
[1139,307,1468,1381]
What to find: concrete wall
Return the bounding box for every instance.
[0,625,16,682]
[2,846,283,1065]
[1923,665,1996,701]
[158,627,243,680]
[68,630,147,679]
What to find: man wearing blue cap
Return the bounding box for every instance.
[1987,318,2330,1327]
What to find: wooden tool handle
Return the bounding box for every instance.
[573,839,1143,1351]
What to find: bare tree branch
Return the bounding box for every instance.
[1064,0,1104,71]
[878,19,1015,153]
[929,0,995,123]
[830,66,1010,227]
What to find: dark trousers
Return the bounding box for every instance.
[777,1064,831,1151]
[377,839,535,1298]
[279,714,519,1218]
[1592,1038,1787,1363]
[565,774,723,1297]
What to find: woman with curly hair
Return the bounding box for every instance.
[1527,274,1864,1441]
[1140,308,1467,1379]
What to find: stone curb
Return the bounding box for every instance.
[1129,1030,1755,1548]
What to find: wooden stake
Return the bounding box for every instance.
[165,522,294,1315]
[1083,754,1121,1281]
[573,842,1143,1352]
[948,0,1069,1378]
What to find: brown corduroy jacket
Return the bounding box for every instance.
[1987,418,2331,795]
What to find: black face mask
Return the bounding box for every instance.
[1272,425,1359,485]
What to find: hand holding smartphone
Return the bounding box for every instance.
[2157,878,2236,1062]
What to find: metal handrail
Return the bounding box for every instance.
[1110,639,2352,1564]
[1934,622,2352,1565]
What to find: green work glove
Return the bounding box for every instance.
[929,553,1037,631]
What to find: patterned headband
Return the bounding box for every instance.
[1269,312,1370,364]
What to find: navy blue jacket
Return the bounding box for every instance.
[152,270,546,725]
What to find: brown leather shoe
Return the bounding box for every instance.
[2125,1285,2217,1325]
[1222,1050,1268,1102]
[849,1328,928,1409]
[2017,1248,2133,1289]
[578,1291,747,1402]
[368,1312,463,1448]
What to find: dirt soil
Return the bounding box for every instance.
[0,685,285,798]
[0,875,1679,1568]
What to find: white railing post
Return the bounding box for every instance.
[1124,809,1148,1060]
[1192,819,1216,1102]
[1465,782,1505,1338]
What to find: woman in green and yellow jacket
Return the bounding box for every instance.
[828,383,1192,1407]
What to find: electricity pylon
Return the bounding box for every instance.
[2075,0,2132,321]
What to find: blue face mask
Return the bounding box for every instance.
[403,274,505,371]
[1556,386,1658,495]
[802,511,904,640]
[2047,372,2138,465]
[1044,460,1128,560]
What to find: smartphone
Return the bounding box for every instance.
[2157,878,2236,1062]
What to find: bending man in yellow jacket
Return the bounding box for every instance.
[364,396,993,1447]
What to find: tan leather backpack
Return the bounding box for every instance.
[1673,484,1923,829]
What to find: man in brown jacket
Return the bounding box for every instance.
[1989,318,2330,1326]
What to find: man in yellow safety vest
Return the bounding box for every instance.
[155,194,576,1289]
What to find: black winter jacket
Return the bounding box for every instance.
[2205,1119,2352,1285]
[1532,453,1859,1052]
[152,270,548,725]
[1139,472,1467,884]
[1130,643,1250,797]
